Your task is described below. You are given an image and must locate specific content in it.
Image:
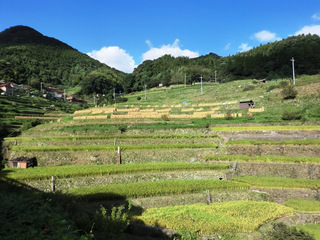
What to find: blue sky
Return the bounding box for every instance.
[1,0,320,73]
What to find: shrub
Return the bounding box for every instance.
[161,114,170,121]
[281,109,303,120]
[93,205,130,239]
[266,85,279,92]
[225,110,233,120]
[281,85,298,99]
[267,223,315,240]
[242,85,255,91]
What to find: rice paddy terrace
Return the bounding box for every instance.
[2,76,320,239]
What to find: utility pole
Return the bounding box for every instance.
[290,57,296,86]
[200,76,203,95]
[113,88,116,108]
[144,84,147,100]
[215,70,217,83]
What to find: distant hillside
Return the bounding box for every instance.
[128,34,320,91]
[0,25,126,97]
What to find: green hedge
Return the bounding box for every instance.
[1,162,229,181]
[67,179,250,201]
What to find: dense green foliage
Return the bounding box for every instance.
[0,26,125,97]
[128,34,320,90]
[0,191,82,240]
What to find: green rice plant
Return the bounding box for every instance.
[204,155,320,164]
[0,162,229,181]
[295,224,320,240]
[227,139,320,146]
[232,176,320,189]
[4,133,219,142]
[284,200,320,213]
[212,125,320,132]
[67,179,249,201]
[133,201,294,234]
[10,143,217,152]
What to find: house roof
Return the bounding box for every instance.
[239,100,254,103]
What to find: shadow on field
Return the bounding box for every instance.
[0,169,173,240]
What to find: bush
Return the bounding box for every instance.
[281,85,298,99]
[267,223,315,240]
[242,85,255,91]
[281,109,303,120]
[266,85,279,92]
[93,205,130,239]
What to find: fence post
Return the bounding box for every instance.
[51,176,55,192]
[117,146,121,164]
[206,190,212,204]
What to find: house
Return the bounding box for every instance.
[46,87,64,98]
[0,83,13,93]
[239,100,254,109]
[8,157,37,168]
[67,95,86,103]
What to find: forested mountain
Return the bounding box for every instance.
[128,34,320,91]
[1,25,320,96]
[0,25,126,97]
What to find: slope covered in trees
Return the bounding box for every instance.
[128,34,320,91]
[0,25,126,96]
[1,25,319,96]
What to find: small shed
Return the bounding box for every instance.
[239,100,254,109]
[8,157,37,168]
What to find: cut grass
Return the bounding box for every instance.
[204,155,320,164]
[232,176,320,189]
[0,162,229,181]
[133,201,294,234]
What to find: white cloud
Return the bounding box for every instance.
[253,30,281,42]
[87,46,136,73]
[295,25,320,36]
[224,43,231,50]
[312,13,320,21]
[238,43,252,52]
[142,39,199,61]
